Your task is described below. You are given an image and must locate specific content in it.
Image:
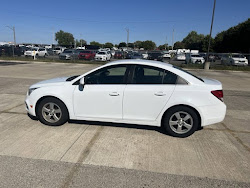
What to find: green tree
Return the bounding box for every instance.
[128,43,134,48]
[141,40,156,50]
[90,41,102,47]
[134,41,143,48]
[173,41,185,49]
[214,18,250,53]
[118,42,127,48]
[201,35,214,52]
[158,44,168,50]
[103,42,113,48]
[182,31,204,50]
[76,39,87,47]
[55,30,75,46]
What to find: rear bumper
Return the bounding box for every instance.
[198,102,226,126]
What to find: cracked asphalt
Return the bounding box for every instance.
[0,61,250,187]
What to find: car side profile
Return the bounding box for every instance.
[25,60,226,137]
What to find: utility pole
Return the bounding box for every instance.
[165,36,167,50]
[6,26,16,57]
[80,34,82,48]
[125,28,129,47]
[172,29,174,51]
[205,0,216,70]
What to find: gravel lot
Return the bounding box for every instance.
[0,61,249,187]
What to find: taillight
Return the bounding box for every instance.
[211,90,224,102]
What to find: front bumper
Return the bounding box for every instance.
[25,95,36,117]
[95,57,107,61]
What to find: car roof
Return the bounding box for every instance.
[106,59,173,68]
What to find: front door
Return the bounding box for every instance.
[73,64,129,120]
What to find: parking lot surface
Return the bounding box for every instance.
[0,61,250,187]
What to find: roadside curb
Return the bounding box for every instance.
[0,59,93,66]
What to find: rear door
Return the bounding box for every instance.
[123,65,176,121]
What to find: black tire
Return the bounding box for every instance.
[37,97,69,126]
[162,106,199,138]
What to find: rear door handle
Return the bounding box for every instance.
[109,92,119,96]
[154,92,166,96]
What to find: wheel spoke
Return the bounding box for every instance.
[49,103,54,110]
[183,122,192,129]
[42,107,50,113]
[183,114,191,121]
[174,112,181,120]
[169,120,178,126]
[54,109,61,113]
[177,126,182,132]
[53,114,59,121]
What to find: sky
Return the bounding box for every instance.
[0,0,249,46]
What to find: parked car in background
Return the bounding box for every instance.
[78,50,96,60]
[114,51,124,59]
[0,46,22,56]
[162,51,171,59]
[147,51,163,61]
[24,48,48,57]
[25,59,226,138]
[221,53,248,66]
[131,52,143,59]
[53,47,66,55]
[185,53,205,64]
[141,52,148,59]
[176,53,186,61]
[125,51,133,59]
[59,49,79,60]
[95,51,111,61]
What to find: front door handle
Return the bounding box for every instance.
[154,92,166,96]
[109,92,119,96]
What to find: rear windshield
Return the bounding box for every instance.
[173,66,204,82]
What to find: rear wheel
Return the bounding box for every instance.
[162,106,199,138]
[37,97,68,126]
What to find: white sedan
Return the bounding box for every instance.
[25,60,226,137]
[95,51,111,61]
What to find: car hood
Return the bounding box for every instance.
[30,77,69,88]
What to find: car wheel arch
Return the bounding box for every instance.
[35,95,69,118]
[161,104,202,130]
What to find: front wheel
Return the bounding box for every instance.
[162,106,199,138]
[37,97,69,126]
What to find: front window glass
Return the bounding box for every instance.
[85,65,127,84]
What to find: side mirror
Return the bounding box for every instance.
[80,77,85,85]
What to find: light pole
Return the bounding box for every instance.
[125,28,129,47]
[204,0,216,70]
[6,26,16,57]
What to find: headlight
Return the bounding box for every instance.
[28,88,39,95]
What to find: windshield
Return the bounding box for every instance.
[63,50,72,53]
[80,51,91,53]
[191,54,201,57]
[174,66,204,82]
[98,52,105,55]
[232,54,244,58]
